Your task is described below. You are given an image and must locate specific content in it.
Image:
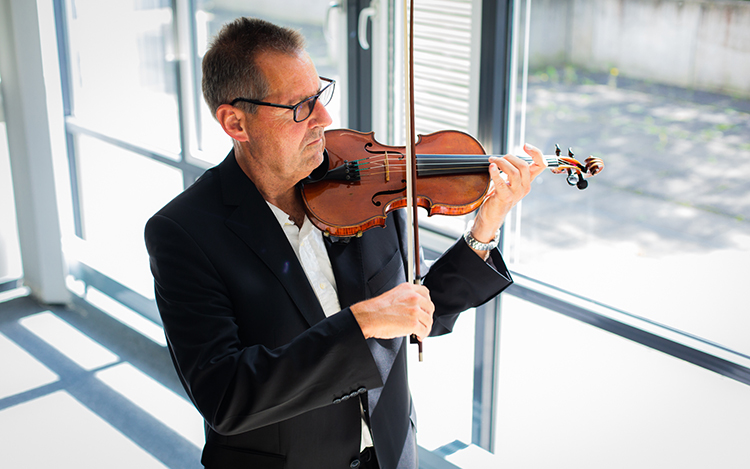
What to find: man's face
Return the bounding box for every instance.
[240,51,333,190]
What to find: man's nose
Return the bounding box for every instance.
[310,97,333,128]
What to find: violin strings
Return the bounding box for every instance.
[346,153,560,165]
[340,154,566,179]
[334,152,588,183]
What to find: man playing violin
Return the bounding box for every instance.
[145,16,546,469]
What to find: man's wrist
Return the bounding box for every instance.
[463,229,501,251]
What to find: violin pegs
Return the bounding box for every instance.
[576,178,589,190]
[555,144,561,157]
[568,147,575,158]
[565,169,578,187]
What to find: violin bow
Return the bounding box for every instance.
[403,0,423,361]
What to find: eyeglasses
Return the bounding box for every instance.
[230,77,335,123]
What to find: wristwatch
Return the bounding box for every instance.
[463,229,500,251]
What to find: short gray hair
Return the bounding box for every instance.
[201,17,306,117]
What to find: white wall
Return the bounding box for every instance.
[528,0,750,97]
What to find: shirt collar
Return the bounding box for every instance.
[266,201,296,227]
[265,202,319,241]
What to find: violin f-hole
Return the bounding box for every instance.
[371,181,407,207]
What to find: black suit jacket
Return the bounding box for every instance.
[145,151,513,469]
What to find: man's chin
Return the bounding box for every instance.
[308,141,326,162]
[297,148,325,182]
[311,150,325,170]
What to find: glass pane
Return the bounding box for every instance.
[507,0,750,356]
[193,1,345,165]
[75,135,183,299]
[494,295,750,467]
[394,0,479,241]
[66,0,180,155]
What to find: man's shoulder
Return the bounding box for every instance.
[144,165,229,252]
[154,165,221,220]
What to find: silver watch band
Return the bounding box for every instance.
[463,229,500,251]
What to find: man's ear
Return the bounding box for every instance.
[216,104,250,142]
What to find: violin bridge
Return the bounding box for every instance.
[385,151,390,182]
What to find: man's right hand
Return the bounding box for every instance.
[350,283,435,341]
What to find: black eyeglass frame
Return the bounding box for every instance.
[230,77,335,123]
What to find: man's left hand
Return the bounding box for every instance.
[468,143,547,256]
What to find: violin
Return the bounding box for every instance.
[300,128,604,238]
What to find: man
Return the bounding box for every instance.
[145,17,546,469]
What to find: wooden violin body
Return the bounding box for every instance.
[301,129,490,237]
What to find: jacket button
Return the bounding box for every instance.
[350,459,361,468]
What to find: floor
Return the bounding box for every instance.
[0,287,203,469]
[3,281,750,469]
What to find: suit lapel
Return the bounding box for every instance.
[219,151,326,328]
[324,236,365,309]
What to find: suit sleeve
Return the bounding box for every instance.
[423,236,513,336]
[145,214,382,436]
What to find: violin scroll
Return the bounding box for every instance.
[549,144,605,190]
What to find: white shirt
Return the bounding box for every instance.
[266,202,373,449]
[266,202,341,316]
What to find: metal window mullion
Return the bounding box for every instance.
[173,0,206,187]
[469,0,514,454]
[347,0,373,132]
[471,297,501,452]
[64,118,207,180]
[170,0,190,188]
[53,0,84,238]
[476,0,513,155]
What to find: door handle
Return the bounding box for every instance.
[325,1,341,44]
[357,1,377,50]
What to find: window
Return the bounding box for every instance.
[490,0,750,464]
[65,0,180,154]
[59,0,348,309]
[405,0,750,464]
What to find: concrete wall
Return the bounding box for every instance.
[528,0,750,97]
